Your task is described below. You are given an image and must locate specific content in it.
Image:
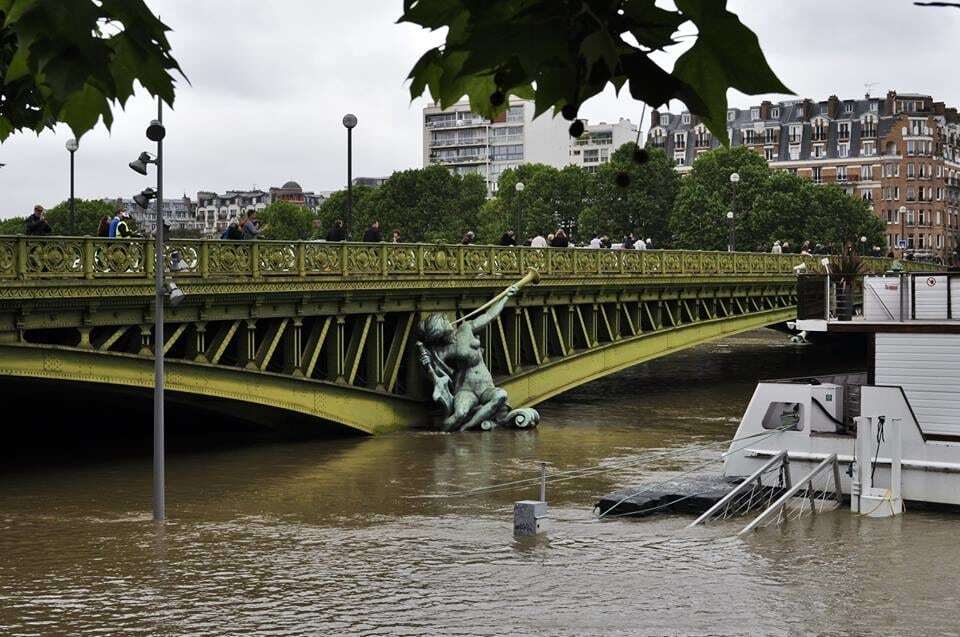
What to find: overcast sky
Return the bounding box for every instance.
[1,0,958,219]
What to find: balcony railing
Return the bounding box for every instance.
[0,237,907,283]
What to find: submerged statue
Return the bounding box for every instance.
[416,270,540,432]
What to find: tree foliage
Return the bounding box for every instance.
[317,166,488,243]
[0,0,183,141]
[579,145,678,244]
[45,198,115,236]
[402,0,789,144]
[258,200,316,241]
[0,215,23,234]
[670,146,885,252]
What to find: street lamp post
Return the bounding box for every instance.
[515,181,525,238]
[726,211,735,252]
[343,114,358,239]
[66,138,79,233]
[899,205,908,256]
[729,172,740,252]
[860,235,868,256]
[130,100,167,522]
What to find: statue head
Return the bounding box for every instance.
[416,313,455,346]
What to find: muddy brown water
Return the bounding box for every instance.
[1,330,955,635]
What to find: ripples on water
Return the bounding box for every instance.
[1,330,957,635]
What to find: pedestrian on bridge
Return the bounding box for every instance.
[499,230,517,246]
[325,219,346,242]
[242,210,265,239]
[362,220,383,242]
[25,205,52,236]
[114,212,134,238]
[390,229,401,243]
[771,240,782,254]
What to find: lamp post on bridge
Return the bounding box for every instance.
[728,172,740,252]
[65,138,79,233]
[343,114,358,240]
[515,181,525,238]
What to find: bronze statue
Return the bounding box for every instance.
[416,270,540,432]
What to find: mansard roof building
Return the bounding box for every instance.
[648,91,960,261]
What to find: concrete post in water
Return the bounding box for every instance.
[515,462,548,536]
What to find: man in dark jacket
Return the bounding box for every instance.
[499,230,517,246]
[326,219,346,242]
[25,205,52,235]
[362,220,382,242]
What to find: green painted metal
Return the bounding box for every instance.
[0,237,915,433]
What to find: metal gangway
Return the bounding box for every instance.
[688,452,843,534]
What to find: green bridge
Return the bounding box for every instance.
[0,236,893,434]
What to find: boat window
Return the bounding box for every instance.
[761,402,803,431]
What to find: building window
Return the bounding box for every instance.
[771,107,780,119]
[583,149,599,163]
[907,209,915,225]
[744,129,757,144]
[674,132,686,149]
[813,144,826,158]
[789,124,802,143]
[838,142,849,158]
[727,110,736,122]
[862,165,873,180]
[789,145,800,161]
[844,102,854,114]
[870,102,879,112]
[751,107,760,120]
[675,154,685,166]
[838,122,850,140]
[682,113,691,124]
[837,166,847,182]
[812,167,822,183]
[796,105,804,117]
[907,163,916,179]
[862,141,876,156]
[764,147,775,161]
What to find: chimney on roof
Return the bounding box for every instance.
[827,95,840,118]
[760,100,772,120]
[650,110,660,127]
[801,99,813,120]
[885,90,897,115]
[934,101,946,116]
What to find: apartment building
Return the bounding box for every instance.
[107,196,200,234]
[568,119,639,172]
[196,181,326,235]
[648,91,960,261]
[422,99,569,194]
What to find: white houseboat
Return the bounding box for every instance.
[723,267,960,518]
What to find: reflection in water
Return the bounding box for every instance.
[0,330,952,634]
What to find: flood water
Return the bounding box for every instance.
[1,330,957,635]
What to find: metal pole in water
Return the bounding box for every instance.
[153,98,165,522]
[539,461,547,502]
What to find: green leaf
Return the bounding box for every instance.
[673,0,792,144]
[620,0,684,50]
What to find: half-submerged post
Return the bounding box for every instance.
[514,462,548,536]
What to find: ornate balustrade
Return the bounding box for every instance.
[0,236,904,283]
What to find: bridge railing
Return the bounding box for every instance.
[0,235,902,282]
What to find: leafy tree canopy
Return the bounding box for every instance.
[0,0,183,141]
[402,0,789,144]
[0,215,24,234]
[579,145,678,245]
[669,146,884,252]
[258,200,316,241]
[45,198,115,236]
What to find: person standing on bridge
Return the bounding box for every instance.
[362,220,382,242]
[25,205,52,235]
[325,219,346,242]
[499,230,517,246]
[114,212,134,238]
[243,209,266,239]
[771,240,782,254]
[390,229,401,243]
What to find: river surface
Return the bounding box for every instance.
[1,330,957,636]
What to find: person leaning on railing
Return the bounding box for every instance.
[25,205,52,235]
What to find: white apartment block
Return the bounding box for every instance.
[107,196,201,234]
[422,99,569,194]
[196,190,271,235]
[568,118,639,172]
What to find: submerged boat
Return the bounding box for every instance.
[724,267,960,518]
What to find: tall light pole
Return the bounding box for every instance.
[66,138,78,233]
[899,205,908,256]
[860,235,868,256]
[515,181,525,238]
[729,172,740,252]
[130,100,167,522]
[343,114,358,239]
